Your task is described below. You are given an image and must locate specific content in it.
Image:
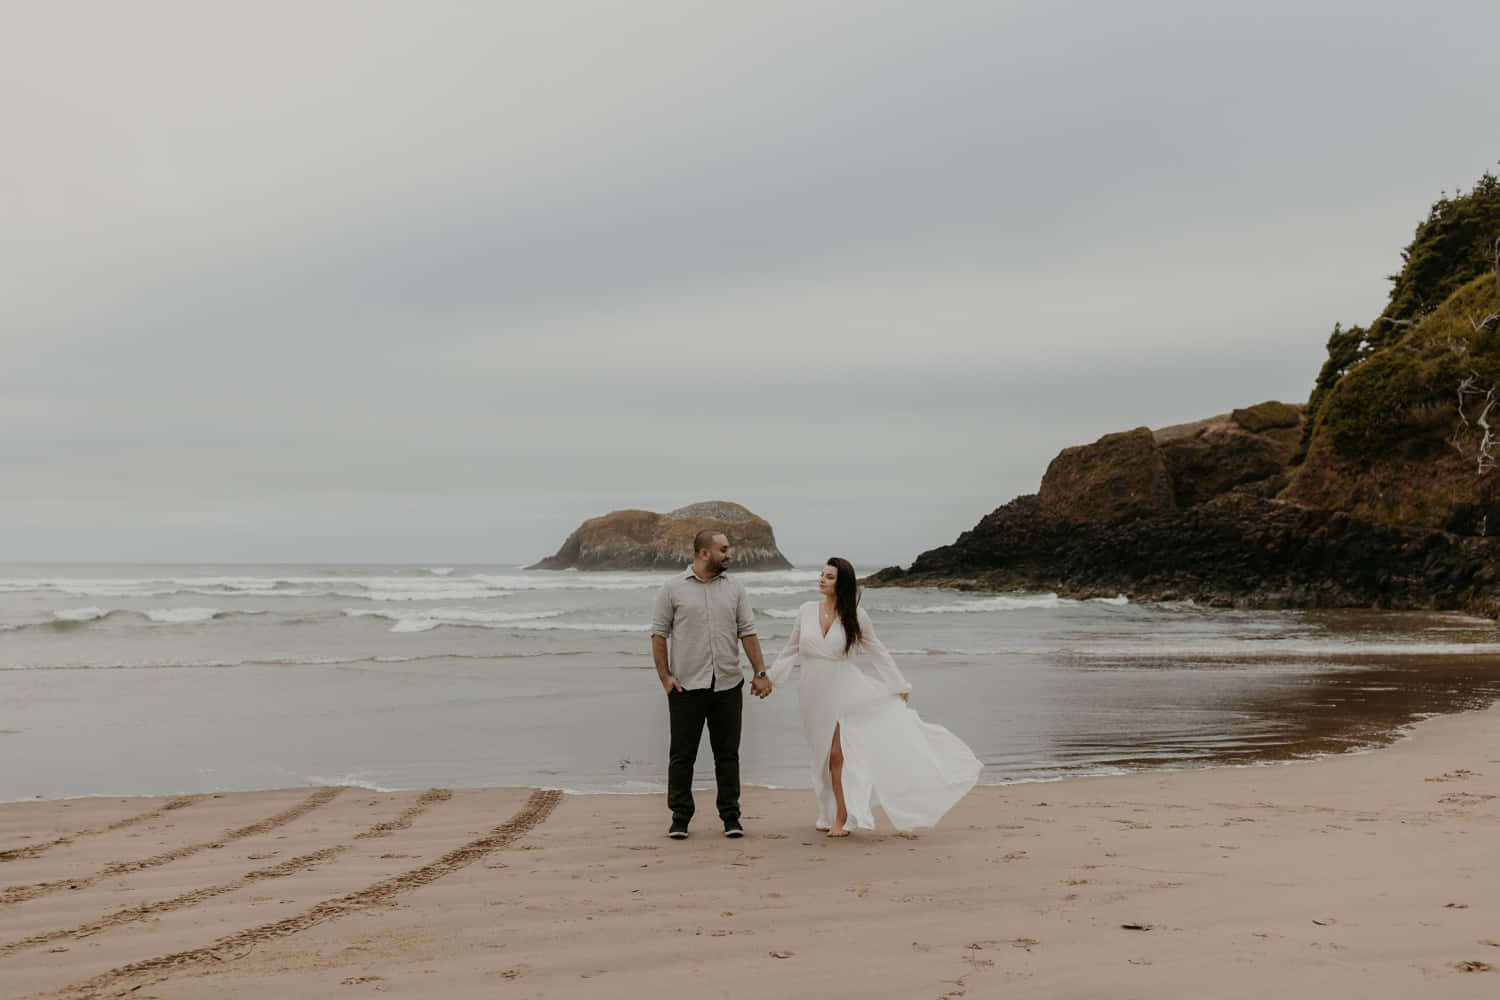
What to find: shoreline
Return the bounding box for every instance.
[0,699,1485,809]
[5,704,1500,997]
[866,568,1500,617]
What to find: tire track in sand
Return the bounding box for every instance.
[0,789,452,958]
[0,796,204,864]
[1,788,343,907]
[354,788,453,840]
[51,789,561,1000]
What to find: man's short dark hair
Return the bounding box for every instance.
[694,529,724,554]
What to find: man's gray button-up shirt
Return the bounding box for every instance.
[650,568,757,691]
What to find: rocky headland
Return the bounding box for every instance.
[871,171,1500,613]
[529,501,792,571]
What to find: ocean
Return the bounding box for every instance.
[4,562,1500,803]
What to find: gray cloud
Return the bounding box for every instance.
[5,1,1499,563]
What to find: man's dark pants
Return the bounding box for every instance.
[667,680,743,825]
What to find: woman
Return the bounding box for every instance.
[765,558,981,837]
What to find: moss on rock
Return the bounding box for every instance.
[1232,401,1301,433]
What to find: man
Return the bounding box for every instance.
[650,530,772,839]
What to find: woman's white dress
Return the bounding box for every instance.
[767,601,981,832]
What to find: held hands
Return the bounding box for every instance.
[899,692,909,703]
[750,675,773,699]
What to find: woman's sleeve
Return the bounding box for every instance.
[857,607,912,695]
[766,606,803,686]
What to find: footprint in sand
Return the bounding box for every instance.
[1439,792,1496,806]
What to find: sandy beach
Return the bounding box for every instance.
[2,705,1498,999]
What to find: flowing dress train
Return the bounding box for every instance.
[767,602,982,832]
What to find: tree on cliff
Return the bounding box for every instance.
[1373,171,1500,351]
[1298,167,1500,460]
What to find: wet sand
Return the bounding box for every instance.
[3,705,1500,998]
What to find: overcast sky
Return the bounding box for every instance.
[5,1,1498,567]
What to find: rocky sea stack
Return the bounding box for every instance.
[871,170,1500,614]
[529,501,793,572]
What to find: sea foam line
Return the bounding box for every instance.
[343,608,575,633]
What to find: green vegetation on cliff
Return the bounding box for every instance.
[1231,400,1300,433]
[1299,169,1500,460]
[1312,272,1500,463]
[1285,272,1500,530]
[1373,171,1500,351]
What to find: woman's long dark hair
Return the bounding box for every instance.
[827,557,863,654]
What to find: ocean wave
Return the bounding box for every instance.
[513,622,653,633]
[0,568,818,601]
[52,607,111,622]
[303,774,399,792]
[144,607,224,624]
[0,574,518,602]
[1070,641,1500,658]
[888,648,1015,657]
[894,593,1066,614]
[471,574,661,592]
[0,650,596,672]
[344,607,569,633]
[356,587,507,602]
[3,607,268,632]
[759,593,1076,618]
[551,779,671,795]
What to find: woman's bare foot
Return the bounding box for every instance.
[815,825,830,832]
[826,826,850,838]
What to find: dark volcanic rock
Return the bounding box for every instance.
[872,491,1500,612]
[1038,427,1175,524]
[1158,414,1299,508]
[529,501,792,571]
[866,401,1500,614]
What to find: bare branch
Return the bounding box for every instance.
[1451,371,1499,475]
[1465,311,1500,333]
[1477,388,1497,475]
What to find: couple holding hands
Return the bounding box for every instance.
[650,531,981,840]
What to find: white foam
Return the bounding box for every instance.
[304,775,399,792]
[145,607,221,624]
[759,608,801,619]
[0,568,818,601]
[472,574,659,592]
[889,648,1014,657]
[359,587,505,602]
[515,622,653,633]
[895,593,1066,614]
[1073,640,1500,658]
[52,607,109,622]
[344,607,568,633]
[0,573,516,602]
